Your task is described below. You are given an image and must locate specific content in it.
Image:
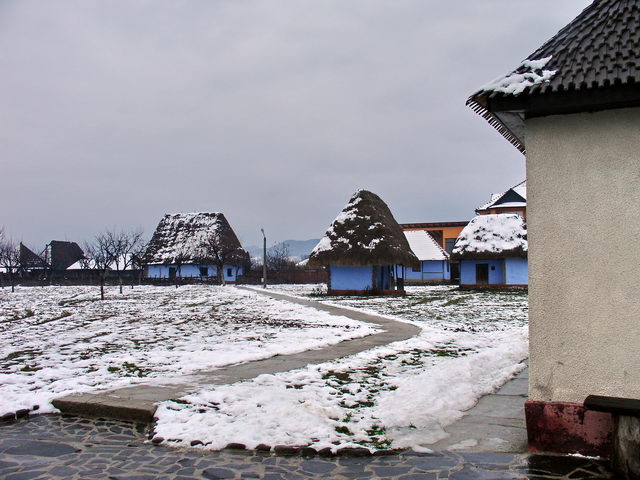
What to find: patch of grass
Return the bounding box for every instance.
[20,364,41,372]
[322,370,352,384]
[365,425,392,449]
[442,296,468,307]
[8,309,35,321]
[107,362,151,377]
[412,296,445,305]
[121,361,150,377]
[285,384,305,390]
[335,425,352,435]
[36,311,72,326]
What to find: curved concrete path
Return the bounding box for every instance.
[53,287,421,423]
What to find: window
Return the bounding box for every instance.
[227,268,233,277]
[445,238,457,254]
[412,264,421,272]
[199,267,208,277]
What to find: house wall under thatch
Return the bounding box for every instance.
[405,260,451,284]
[328,264,405,295]
[459,257,527,288]
[147,264,244,282]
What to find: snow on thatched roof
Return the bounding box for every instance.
[308,190,418,267]
[403,230,449,262]
[451,214,527,260]
[145,212,249,265]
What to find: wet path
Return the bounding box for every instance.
[0,415,613,480]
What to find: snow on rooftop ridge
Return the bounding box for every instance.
[403,230,448,261]
[513,180,526,200]
[482,56,556,96]
[452,214,527,259]
[477,180,527,212]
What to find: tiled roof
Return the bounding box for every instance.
[468,0,640,152]
[477,181,526,212]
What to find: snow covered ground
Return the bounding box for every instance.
[154,285,528,452]
[0,285,377,417]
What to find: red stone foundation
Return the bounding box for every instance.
[525,400,613,457]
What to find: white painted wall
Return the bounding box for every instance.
[526,107,640,403]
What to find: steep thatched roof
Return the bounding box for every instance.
[451,214,527,260]
[145,212,249,265]
[308,190,419,267]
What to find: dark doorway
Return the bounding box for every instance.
[168,267,177,280]
[451,263,460,283]
[476,264,489,285]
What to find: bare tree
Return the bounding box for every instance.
[130,239,149,286]
[201,231,242,285]
[267,242,295,271]
[84,232,114,300]
[104,229,145,294]
[0,230,20,292]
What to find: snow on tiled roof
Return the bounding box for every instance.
[512,180,526,200]
[451,214,527,259]
[403,230,448,262]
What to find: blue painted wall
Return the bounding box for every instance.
[330,265,373,291]
[505,257,528,285]
[146,264,244,282]
[404,260,451,282]
[459,259,504,285]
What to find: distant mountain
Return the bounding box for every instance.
[246,239,320,261]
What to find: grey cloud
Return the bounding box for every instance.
[0,0,591,248]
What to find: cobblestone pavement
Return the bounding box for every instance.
[0,415,613,480]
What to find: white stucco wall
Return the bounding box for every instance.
[526,107,640,403]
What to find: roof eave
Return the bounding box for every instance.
[469,83,640,154]
[467,94,526,154]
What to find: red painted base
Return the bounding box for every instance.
[327,289,406,296]
[525,400,613,457]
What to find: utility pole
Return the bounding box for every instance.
[261,228,267,289]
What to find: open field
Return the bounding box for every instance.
[0,285,376,417]
[154,285,528,452]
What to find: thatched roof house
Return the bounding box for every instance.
[451,214,527,260]
[145,212,249,266]
[308,190,418,268]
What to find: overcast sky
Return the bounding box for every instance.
[1,0,591,249]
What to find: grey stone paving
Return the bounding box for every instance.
[0,415,613,479]
[426,368,529,453]
[53,287,421,423]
